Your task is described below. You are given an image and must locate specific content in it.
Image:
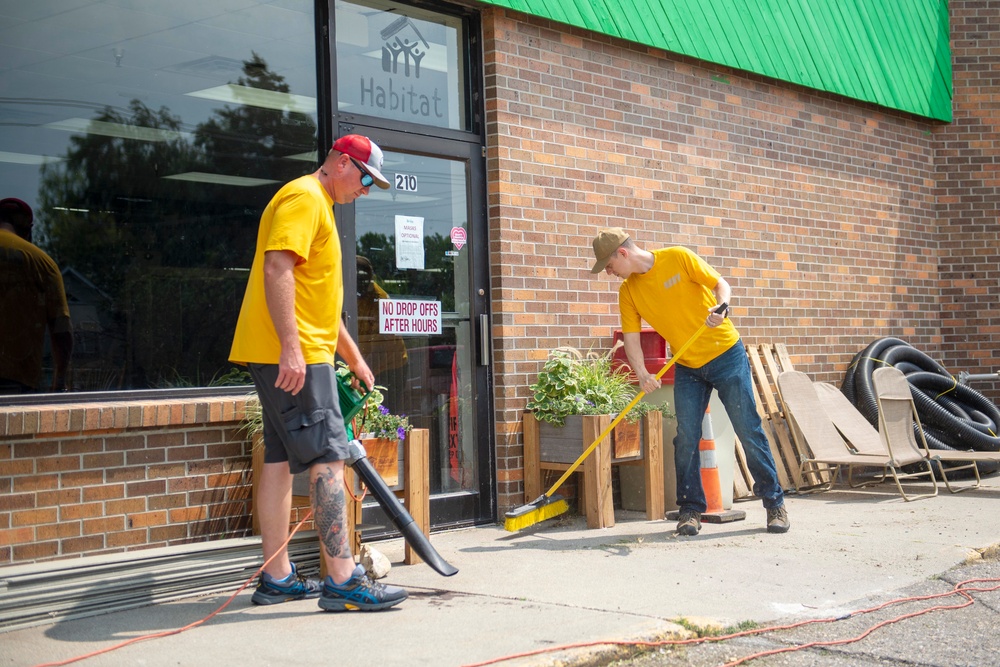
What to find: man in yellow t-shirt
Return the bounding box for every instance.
[591,227,788,536]
[230,135,407,611]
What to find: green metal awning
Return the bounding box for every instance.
[480,0,952,122]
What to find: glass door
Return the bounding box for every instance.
[338,124,492,531]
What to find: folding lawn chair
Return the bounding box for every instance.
[777,370,936,499]
[813,382,889,456]
[871,366,998,493]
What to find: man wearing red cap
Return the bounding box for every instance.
[230,135,407,611]
[0,198,73,394]
[591,228,789,536]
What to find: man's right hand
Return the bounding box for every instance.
[637,370,661,395]
[276,339,307,395]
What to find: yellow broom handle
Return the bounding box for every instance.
[542,322,709,498]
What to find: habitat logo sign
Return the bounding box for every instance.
[359,16,445,122]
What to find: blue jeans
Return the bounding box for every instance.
[672,341,784,512]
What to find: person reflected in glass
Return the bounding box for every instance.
[0,198,73,394]
[356,255,408,414]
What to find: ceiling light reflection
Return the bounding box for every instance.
[186,84,316,114]
[0,151,65,165]
[44,118,192,142]
[163,172,280,187]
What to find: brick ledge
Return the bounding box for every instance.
[0,395,253,438]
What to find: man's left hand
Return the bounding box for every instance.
[350,359,375,393]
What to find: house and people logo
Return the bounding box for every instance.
[359,15,444,120]
[380,16,429,79]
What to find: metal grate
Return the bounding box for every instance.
[0,534,321,632]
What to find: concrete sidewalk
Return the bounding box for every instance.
[4,476,1000,667]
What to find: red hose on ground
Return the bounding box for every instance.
[31,510,315,667]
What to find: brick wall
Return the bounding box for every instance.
[482,5,999,512]
[0,398,254,565]
[937,1,1000,399]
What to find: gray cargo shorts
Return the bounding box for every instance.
[248,362,350,474]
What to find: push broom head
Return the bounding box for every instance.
[503,494,569,532]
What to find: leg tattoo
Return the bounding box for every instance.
[313,466,352,560]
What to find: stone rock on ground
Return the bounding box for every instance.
[360,544,391,579]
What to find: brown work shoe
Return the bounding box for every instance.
[766,505,790,533]
[676,510,701,536]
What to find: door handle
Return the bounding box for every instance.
[479,313,490,366]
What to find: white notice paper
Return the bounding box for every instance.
[395,215,424,270]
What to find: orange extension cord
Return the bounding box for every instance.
[461,576,1000,667]
[31,509,315,667]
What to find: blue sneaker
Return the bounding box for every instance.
[251,563,321,605]
[319,565,408,612]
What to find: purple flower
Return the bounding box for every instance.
[397,426,406,439]
[378,405,390,415]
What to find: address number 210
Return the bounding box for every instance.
[394,174,418,192]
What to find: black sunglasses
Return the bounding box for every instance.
[349,157,375,188]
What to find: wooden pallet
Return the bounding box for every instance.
[734,343,814,499]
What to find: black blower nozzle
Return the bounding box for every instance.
[347,440,458,577]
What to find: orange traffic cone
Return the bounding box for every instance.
[668,406,746,524]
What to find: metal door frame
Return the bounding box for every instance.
[320,0,493,531]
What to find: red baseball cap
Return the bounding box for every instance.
[332,134,390,190]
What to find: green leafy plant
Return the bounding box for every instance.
[525,344,673,426]
[240,392,262,439]
[335,362,412,440]
[211,367,253,386]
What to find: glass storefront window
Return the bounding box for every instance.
[0,1,318,396]
[335,0,467,131]
[354,149,476,493]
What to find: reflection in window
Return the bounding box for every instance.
[353,151,474,495]
[0,2,318,395]
[356,153,468,315]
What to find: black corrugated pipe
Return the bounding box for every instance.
[841,348,864,405]
[843,338,945,444]
[843,337,911,426]
[905,373,1000,449]
[841,337,1000,476]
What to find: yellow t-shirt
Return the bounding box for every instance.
[619,247,739,368]
[0,230,71,388]
[229,175,342,365]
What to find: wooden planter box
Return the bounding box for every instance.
[523,412,664,529]
[356,437,401,488]
[537,414,645,464]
